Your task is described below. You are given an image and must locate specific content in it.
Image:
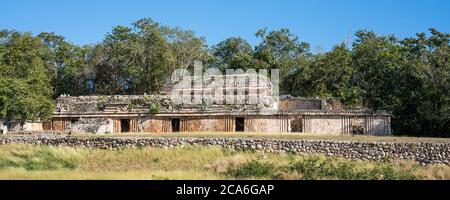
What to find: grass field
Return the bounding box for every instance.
[71,132,450,143]
[0,144,449,180]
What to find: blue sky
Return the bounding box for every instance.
[1,0,449,51]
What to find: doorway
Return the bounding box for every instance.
[235,117,245,132]
[290,118,303,132]
[171,118,180,132]
[120,119,130,133]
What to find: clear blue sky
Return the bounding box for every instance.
[1,0,449,51]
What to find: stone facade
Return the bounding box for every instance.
[3,75,392,135]
[41,94,392,135]
[44,111,391,135]
[67,118,114,134]
[1,134,448,165]
[8,121,44,132]
[278,97,324,110]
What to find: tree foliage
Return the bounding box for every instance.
[38,32,92,97]
[0,30,54,122]
[212,37,255,71]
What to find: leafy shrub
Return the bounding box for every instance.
[97,102,106,111]
[225,159,276,178]
[128,103,137,110]
[287,156,418,180]
[149,103,160,114]
[132,98,147,106]
[128,99,147,110]
[357,164,418,180]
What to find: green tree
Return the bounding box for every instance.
[212,37,255,71]
[352,30,406,110]
[351,29,449,136]
[38,32,93,96]
[90,18,186,94]
[90,25,135,94]
[128,18,177,94]
[307,43,363,106]
[167,28,211,73]
[254,28,310,93]
[397,29,450,136]
[0,30,54,123]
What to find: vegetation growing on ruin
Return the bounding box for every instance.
[225,155,418,180]
[0,144,449,180]
[96,102,107,111]
[130,98,147,108]
[149,103,160,114]
[0,18,449,136]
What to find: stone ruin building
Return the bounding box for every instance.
[3,74,391,135]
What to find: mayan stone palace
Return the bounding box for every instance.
[2,71,391,135]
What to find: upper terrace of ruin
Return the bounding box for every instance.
[54,94,389,116]
[53,73,389,116]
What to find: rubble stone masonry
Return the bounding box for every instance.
[1,134,448,165]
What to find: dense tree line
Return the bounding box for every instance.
[0,18,448,136]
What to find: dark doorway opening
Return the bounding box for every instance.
[172,118,180,132]
[235,117,245,132]
[71,118,79,124]
[120,119,130,133]
[290,118,303,132]
[352,125,364,135]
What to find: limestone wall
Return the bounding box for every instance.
[50,114,390,135]
[136,115,285,133]
[67,118,114,134]
[278,98,323,111]
[303,115,342,135]
[301,115,391,135]
[140,117,165,133]
[1,134,448,165]
[246,115,285,132]
[9,122,43,132]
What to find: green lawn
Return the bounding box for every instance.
[0,144,449,180]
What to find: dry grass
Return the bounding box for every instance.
[0,144,282,180]
[1,168,222,180]
[205,154,249,173]
[0,144,449,180]
[418,165,450,180]
[66,131,450,143]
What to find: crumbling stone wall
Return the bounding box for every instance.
[56,94,273,114]
[51,118,69,131]
[183,117,209,132]
[8,122,43,132]
[279,98,324,111]
[325,99,343,110]
[107,114,390,135]
[52,95,391,135]
[139,115,283,133]
[0,134,448,165]
[140,117,171,133]
[246,115,284,132]
[301,115,391,135]
[56,95,180,113]
[67,118,113,134]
